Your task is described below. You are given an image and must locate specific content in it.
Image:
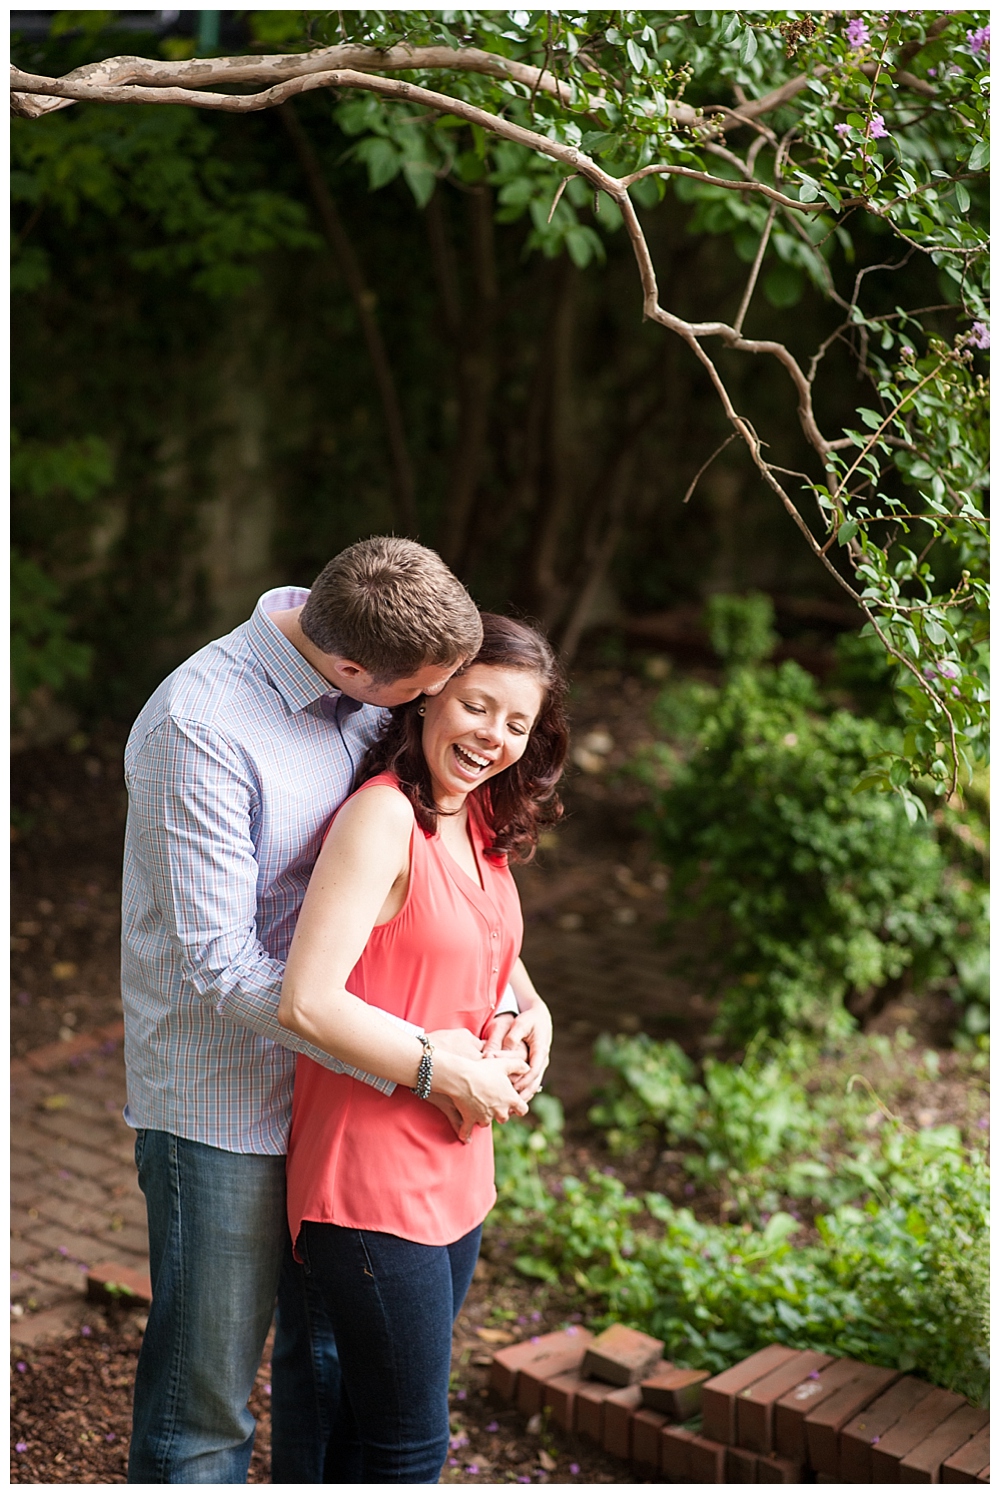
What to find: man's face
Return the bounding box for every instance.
[341,658,464,708]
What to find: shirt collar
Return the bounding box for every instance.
[246,586,341,712]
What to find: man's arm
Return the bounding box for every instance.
[127,715,412,1088]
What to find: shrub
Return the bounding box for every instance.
[634,600,988,1039]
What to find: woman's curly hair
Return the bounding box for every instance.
[355,613,568,862]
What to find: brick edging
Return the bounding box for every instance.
[11,1019,126,1079]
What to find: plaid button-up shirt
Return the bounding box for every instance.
[121,586,406,1154]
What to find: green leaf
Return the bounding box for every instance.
[954,182,971,214]
[739,27,758,65]
[797,178,820,204]
[837,520,859,546]
[967,140,989,173]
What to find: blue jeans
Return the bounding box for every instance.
[298,1221,482,1484]
[129,1131,340,1483]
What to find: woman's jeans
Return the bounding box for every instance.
[128,1130,342,1483]
[299,1220,483,1484]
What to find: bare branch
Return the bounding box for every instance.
[682,433,738,503]
[733,202,777,335]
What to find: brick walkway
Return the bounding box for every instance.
[9,906,691,1345]
[10,1022,148,1347]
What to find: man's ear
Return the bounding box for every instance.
[331,659,369,682]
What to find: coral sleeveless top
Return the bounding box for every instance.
[286,772,523,1248]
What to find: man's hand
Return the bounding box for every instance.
[426,1027,485,1061]
[499,995,552,1100]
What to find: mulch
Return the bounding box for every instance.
[10,1275,645,1485]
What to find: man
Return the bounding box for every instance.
[121,537,553,1482]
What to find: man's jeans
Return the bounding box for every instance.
[129,1130,339,1483]
[299,1221,482,1483]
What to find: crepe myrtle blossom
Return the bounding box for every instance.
[867,114,890,140]
[846,17,871,50]
[970,322,990,350]
[967,25,990,59]
[835,122,852,137]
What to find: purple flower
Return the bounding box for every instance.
[530,1311,541,1322]
[937,661,961,680]
[81,1324,92,1336]
[970,322,990,350]
[466,1464,480,1475]
[263,1383,271,1396]
[105,1433,116,1443]
[835,122,851,138]
[951,685,961,698]
[486,1421,500,1433]
[927,65,937,76]
[449,1458,458,1467]
[517,1478,532,1484]
[450,1434,470,1451]
[847,17,871,50]
[977,1117,989,1128]
[456,1389,466,1401]
[570,1464,581,1475]
[530,1335,540,1344]
[967,25,990,59]
[868,114,890,140]
[15,1442,27,1453]
[58,1246,69,1257]
[16,1362,27,1373]
[901,346,914,359]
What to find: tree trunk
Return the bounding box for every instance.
[279,102,418,535]
[431,184,499,570]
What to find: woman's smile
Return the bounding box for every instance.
[421,664,544,810]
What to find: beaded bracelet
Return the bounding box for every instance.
[411,1033,434,1100]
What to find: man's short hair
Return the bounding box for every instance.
[299,537,483,682]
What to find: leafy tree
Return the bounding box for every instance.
[11,10,989,793]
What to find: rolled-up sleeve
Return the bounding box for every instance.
[128,716,411,1088]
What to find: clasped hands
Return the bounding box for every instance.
[425,1000,552,1143]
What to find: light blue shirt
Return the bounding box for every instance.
[121,586,404,1154]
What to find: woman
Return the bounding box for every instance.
[278,613,568,1483]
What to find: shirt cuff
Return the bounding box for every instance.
[494,984,519,1017]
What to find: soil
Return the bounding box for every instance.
[9,654,987,1483]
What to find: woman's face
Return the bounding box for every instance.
[420,663,545,811]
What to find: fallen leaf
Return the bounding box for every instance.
[41,1094,71,1111]
[539,1450,557,1472]
[51,962,78,981]
[475,1327,515,1344]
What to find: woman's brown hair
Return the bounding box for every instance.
[355,613,568,862]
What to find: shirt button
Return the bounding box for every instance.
[492,966,499,974]
[491,931,498,940]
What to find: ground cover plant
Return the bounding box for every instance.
[632,595,990,1041]
[492,1029,989,1405]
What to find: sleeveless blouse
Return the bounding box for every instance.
[286,772,523,1248]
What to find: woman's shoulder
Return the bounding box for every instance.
[324,773,415,845]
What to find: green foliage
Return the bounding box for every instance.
[491,1034,989,1402]
[10,432,115,700]
[11,550,93,699]
[12,105,318,297]
[634,616,989,1039]
[705,591,778,670]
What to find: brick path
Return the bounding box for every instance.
[9,905,691,1345]
[10,1022,148,1347]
